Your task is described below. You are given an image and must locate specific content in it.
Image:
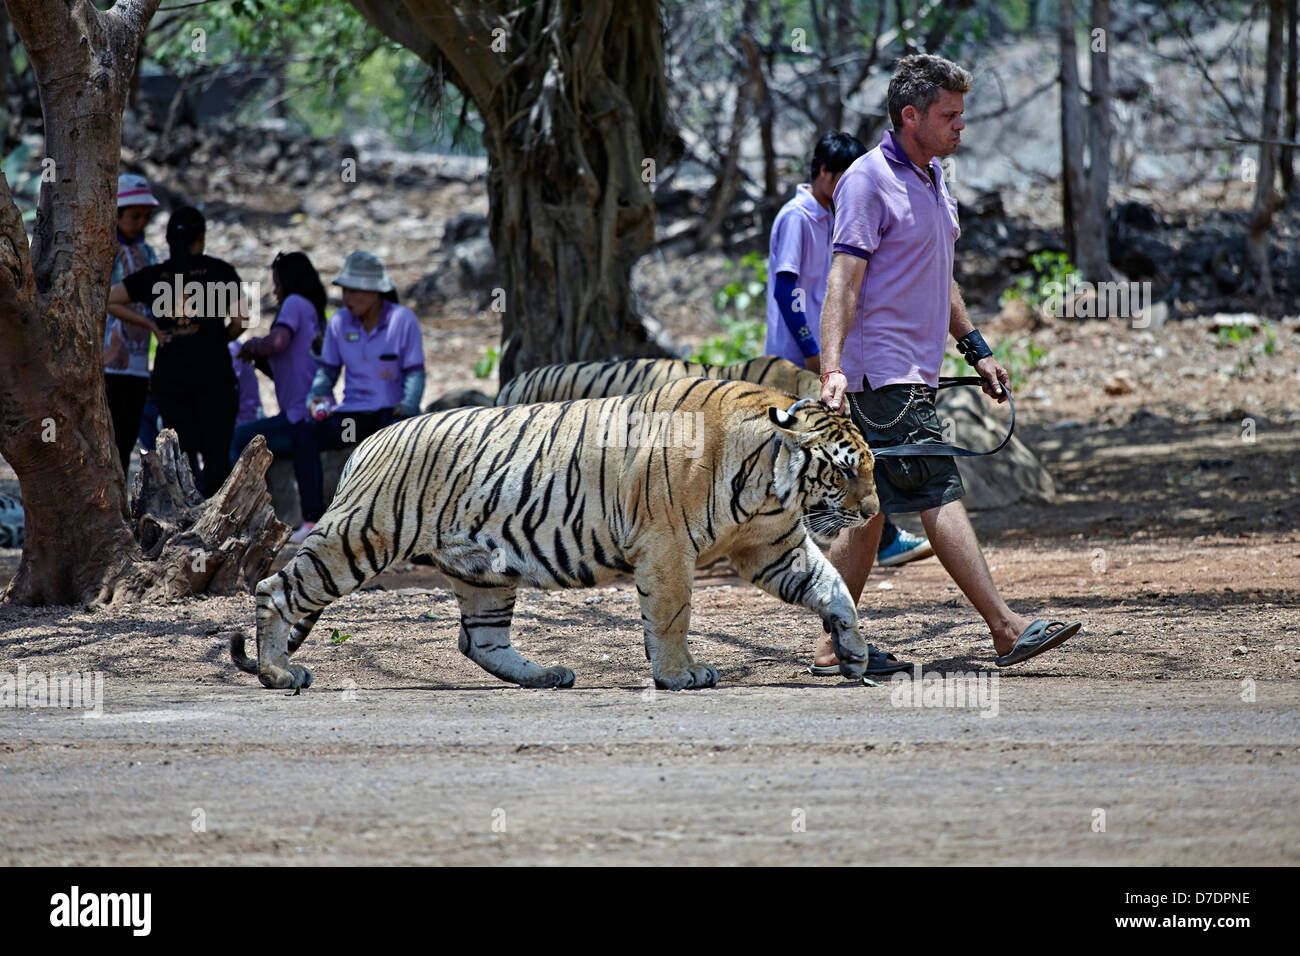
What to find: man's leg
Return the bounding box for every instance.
[811,512,884,667]
[919,498,1028,657]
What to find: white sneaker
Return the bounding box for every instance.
[289,522,316,545]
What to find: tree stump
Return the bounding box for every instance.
[103,429,289,603]
[935,389,1056,510]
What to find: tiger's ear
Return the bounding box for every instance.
[768,400,820,443]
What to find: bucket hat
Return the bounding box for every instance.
[331,251,395,293]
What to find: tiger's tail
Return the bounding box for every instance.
[230,609,324,674]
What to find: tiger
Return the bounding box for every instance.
[495,355,820,406]
[231,377,879,691]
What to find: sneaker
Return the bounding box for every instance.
[288,522,316,545]
[877,528,934,567]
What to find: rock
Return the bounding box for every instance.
[1103,373,1136,395]
[1210,313,1261,332]
[424,389,494,413]
[1129,408,1174,426]
[996,296,1035,331]
[301,193,333,219]
[0,491,24,548]
[406,272,447,309]
[454,237,498,287]
[253,142,280,171]
[367,198,405,224]
[935,388,1056,510]
[1133,300,1168,330]
[1232,646,1249,656]
[441,211,488,246]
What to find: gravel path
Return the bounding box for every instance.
[3,679,1296,865]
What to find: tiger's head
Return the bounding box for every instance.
[767,398,879,544]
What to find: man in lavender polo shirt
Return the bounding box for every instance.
[814,55,1081,673]
[765,132,865,370]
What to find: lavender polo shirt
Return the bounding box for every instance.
[270,294,322,424]
[320,300,425,413]
[831,129,960,390]
[765,184,833,364]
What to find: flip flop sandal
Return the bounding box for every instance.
[994,619,1082,667]
[807,644,912,677]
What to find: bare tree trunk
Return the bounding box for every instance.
[1058,0,1110,283]
[1059,0,1083,269]
[1282,0,1297,195]
[757,0,779,235]
[0,8,10,149]
[697,6,762,250]
[1087,0,1111,279]
[347,0,677,381]
[0,0,162,606]
[1247,0,1287,301]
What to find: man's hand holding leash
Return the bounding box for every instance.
[819,368,847,412]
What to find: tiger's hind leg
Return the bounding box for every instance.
[451,581,576,689]
[251,572,319,690]
[288,610,323,655]
[729,533,870,679]
[247,528,375,689]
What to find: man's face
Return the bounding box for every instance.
[910,89,965,158]
[811,167,845,205]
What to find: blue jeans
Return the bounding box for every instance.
[297,409,396,522]
[230,413,319,520]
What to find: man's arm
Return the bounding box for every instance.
[948,279,1009,403]
[772,271,821,371]
[817,252,868,412]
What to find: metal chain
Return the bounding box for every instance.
[848,385,919,431]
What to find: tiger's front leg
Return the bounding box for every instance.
[729,533,869,679]
[634,560,719,690]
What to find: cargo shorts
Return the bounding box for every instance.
[846,381,965,515]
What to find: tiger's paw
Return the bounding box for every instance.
[258,662,313,690]
[654,663,720,691]
[830,627,868,680]
[519,666,575,689]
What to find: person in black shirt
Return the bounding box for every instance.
[108,207,244,495]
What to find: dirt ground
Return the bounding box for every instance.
[2,168,1300,863]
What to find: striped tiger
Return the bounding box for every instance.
[495,355,820,406]
[232,378,879,691]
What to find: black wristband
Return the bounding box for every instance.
[956,329,993,367]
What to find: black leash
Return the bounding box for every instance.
[865,376,1015,459]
